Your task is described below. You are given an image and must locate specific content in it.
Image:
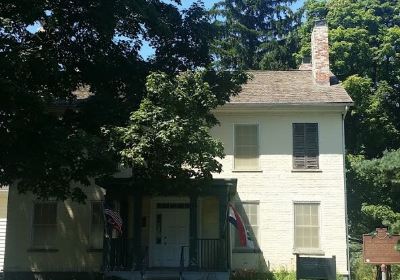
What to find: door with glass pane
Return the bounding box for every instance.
[152,202,190,267]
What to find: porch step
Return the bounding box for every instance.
[143,270,180,280]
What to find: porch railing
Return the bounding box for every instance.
[108,238,146,271]
[106,238,227,271]
[108,238,134,270]
[196,238,226,271]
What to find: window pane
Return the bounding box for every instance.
[32,225,57,247]
[32,203,57,247]
[233,202,259,249]
[234,125,259,170]
[91,203,103,225]
[235,125,258,146]
[90,202,104,249]
[294,203,319,250]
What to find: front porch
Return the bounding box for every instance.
[96,178,237,278]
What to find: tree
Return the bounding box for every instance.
[211,0,302,70]
[105,71,246,192]
[298,0,400,158]
[343,76,399,157]
[299,4,400,277]
[299,0,400,269]
[0,0,245,201]
[347,150,400,237]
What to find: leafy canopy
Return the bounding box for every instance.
[106,71,245,192]
[347,150,400,236]
[299,0,400,241]
[212,0,302,70]
[0,0,244,201]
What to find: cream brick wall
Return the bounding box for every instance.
[211,108,348,274]
[0,190,8,272]
[4,106,349,275]
[4,183,104,272]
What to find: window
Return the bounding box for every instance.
[234,124,259,170]
[293,123,319,169]
[294,203,320,250]
[32,202,57,248]
[90,202,104,249]
[234,202,259,250]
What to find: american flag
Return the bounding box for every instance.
[104,207,123,234]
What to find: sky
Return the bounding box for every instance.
[172,0,304,10]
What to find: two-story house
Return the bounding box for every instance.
[4,21,353,280]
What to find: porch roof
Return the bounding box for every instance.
[95,177,237,198]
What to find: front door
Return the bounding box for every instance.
[151,201,190,267]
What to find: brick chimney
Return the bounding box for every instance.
[311,20,330,85]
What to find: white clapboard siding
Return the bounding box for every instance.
[0,218,6,272]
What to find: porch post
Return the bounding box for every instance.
[189,194,198,269]
[120,198,129,268]
[102,192,112,272]
[133,194,142,269]
[218,191,228,270]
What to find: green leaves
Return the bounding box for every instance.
[297,0,400,243]
[106,71,238,191]
[299,0,400,157]
[0,0,240,200]
[212,0,301,70]
[347,150,400,236]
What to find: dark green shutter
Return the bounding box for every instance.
[293,123,319,169]
[305,123,319,168]
[293,123,306,169]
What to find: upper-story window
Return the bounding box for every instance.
[234,124,259,170]
[32,202,57,248]
[292,123,319,169]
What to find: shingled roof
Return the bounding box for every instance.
[228,71,353,106]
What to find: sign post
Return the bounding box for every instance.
[363,228,400,280]
[381,264,387,280]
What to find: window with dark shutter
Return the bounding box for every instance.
[293,123,319,169]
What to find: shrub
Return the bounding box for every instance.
[231,269,274,280]
[273,268,296,280]
[231,268,296,280]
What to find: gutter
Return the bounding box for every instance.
[342,105,351,279]
[213,102,354,114]
[222,102,354,107]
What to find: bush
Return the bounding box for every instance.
[231,269,275,280]
[273,268,296,280]
[230,268,295,280]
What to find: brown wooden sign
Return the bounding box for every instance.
[363,228,400,264]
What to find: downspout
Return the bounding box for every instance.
[341,106,351,280]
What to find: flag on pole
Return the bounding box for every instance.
[104,206,123,234]
[228,204,254,249]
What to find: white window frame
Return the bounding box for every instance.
[233,123,260,171]
[293,201,322,254]
[30,201,58,249]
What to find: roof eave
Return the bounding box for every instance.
[214,101,354,113]
[226,101,354,106]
